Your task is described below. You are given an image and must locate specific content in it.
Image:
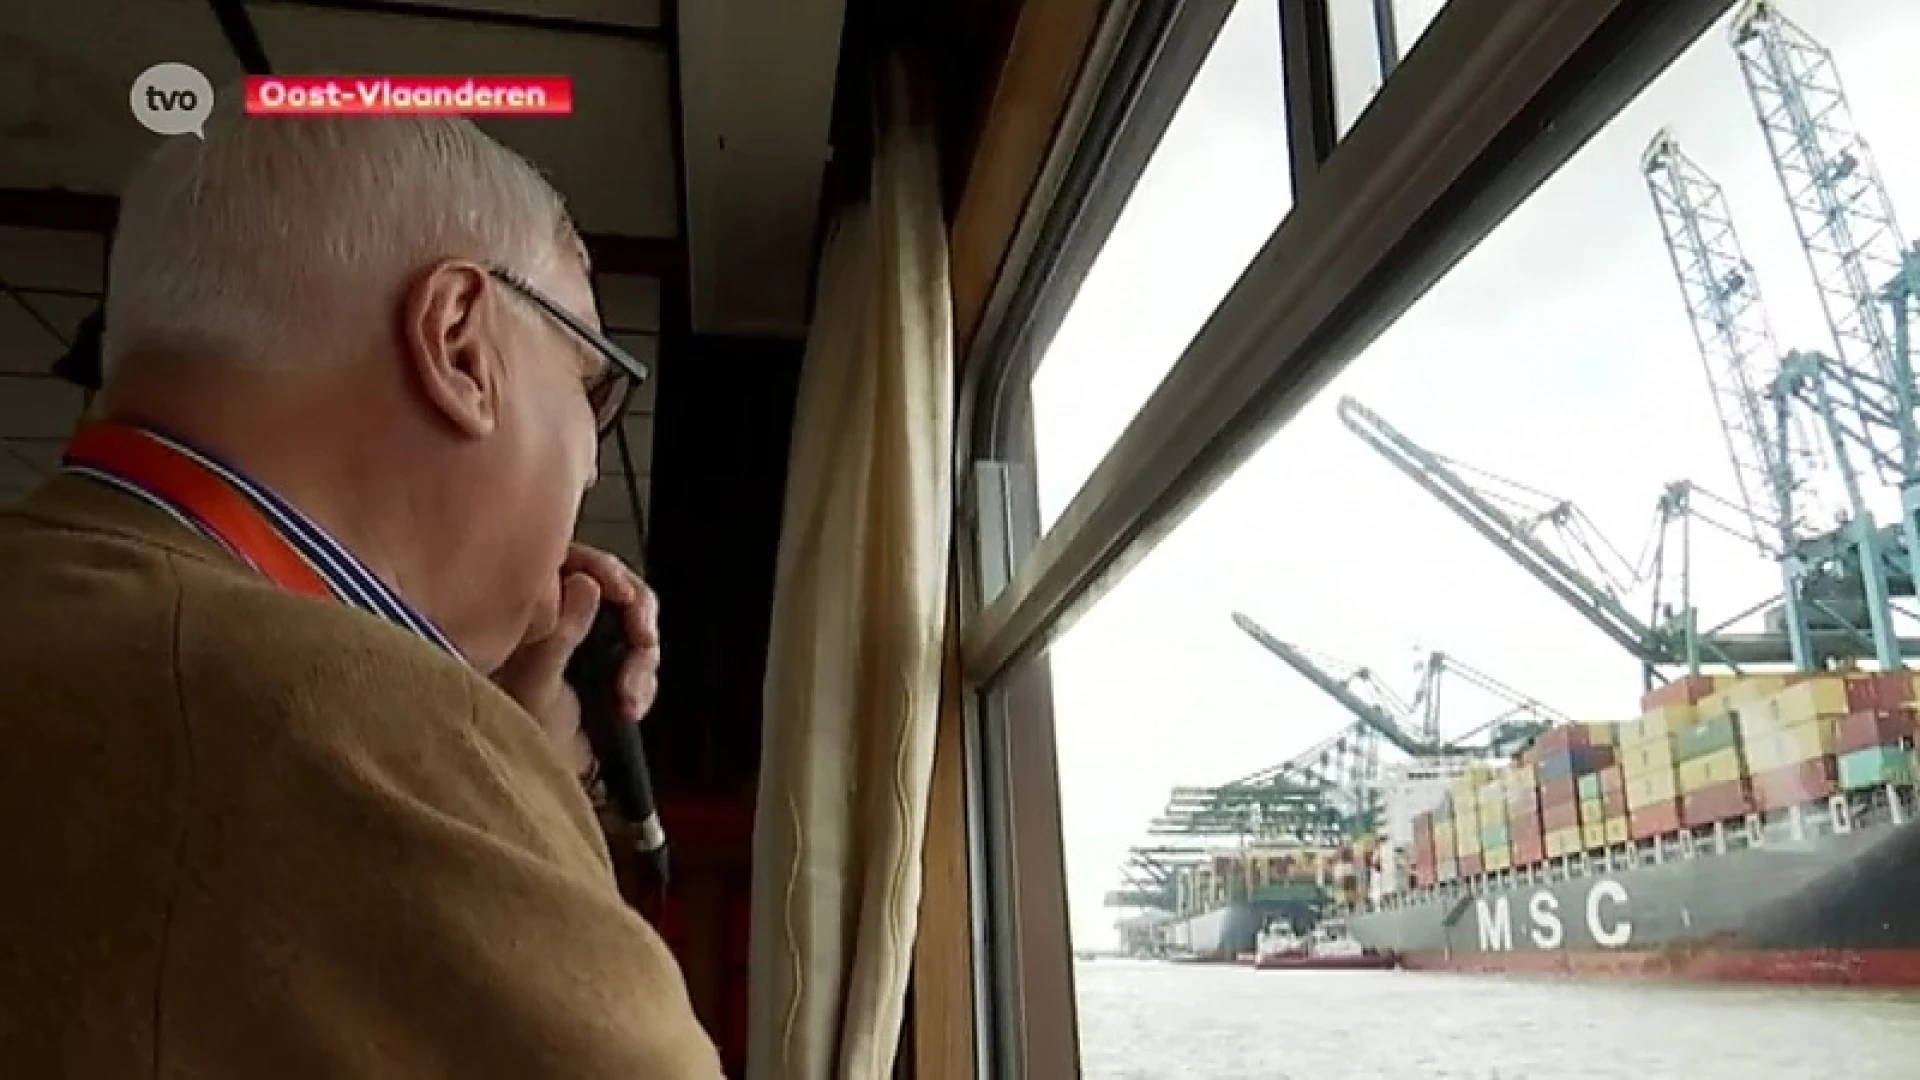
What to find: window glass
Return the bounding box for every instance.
[1328,0,1454,135]
[1018,0,1293,539]
[1015,3,1920,1074]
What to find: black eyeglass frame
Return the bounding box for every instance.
[488,264,651,437]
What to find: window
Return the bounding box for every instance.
[962,0,1920,1076]
[1328,0,1453,135]
[982,0,1294,573]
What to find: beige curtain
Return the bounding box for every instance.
[746,56,955,1080]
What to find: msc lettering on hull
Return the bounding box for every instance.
[1476,880,1633,951]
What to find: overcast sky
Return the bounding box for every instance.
[1025,0,1920,948]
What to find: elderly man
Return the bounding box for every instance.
[0,104,723,1076]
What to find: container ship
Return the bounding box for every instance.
[1346,670,1920,985]
[1113,844,1366,962]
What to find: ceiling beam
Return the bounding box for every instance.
[209,0,275,74]
[246,0,671,46]
[0,188,682,281]
[0,189,117,233]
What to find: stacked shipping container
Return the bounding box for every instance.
[1400,673,1920,892]
[1738,677,1841,812]
[1527,724,1614,858]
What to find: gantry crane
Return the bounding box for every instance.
[1734,1,1920,655]
[1733,0,1920,511]
[1103,846,1202,911]
[1151,722,1379,847]
[1231,611,1564,761]
[1641,130,1842,667]
[1338,398,1919,677]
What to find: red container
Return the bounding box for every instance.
[1535,725,1592,758]
[1600,786,1627,817]
[1460,853,1485,877]
[1642,674,1718,713]
[1542,800,1579,832]
[1600,765,1626,795]
[1682,778,1753,827]
[1844,673,1913,712]
[1835,707,1914,756]
[1539,777,1578,808]
[1514,835,1546,867]
[1508,787,1541,812]
[1630,798,1683,840]
[1750,757,1838,813]
[1510,809,1543,839]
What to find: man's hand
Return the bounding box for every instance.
[493,544,661,777]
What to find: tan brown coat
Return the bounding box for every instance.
[0,476,724,1078]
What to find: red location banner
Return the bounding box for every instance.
[244,76,573,116]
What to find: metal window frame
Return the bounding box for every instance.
[962,0,1736,686]
[953,0,1738,1077]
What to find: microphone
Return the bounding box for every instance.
[564,600,669,887]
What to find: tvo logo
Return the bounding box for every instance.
[131,62,215,138]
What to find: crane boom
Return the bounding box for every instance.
[1230,612,1432,756]
[1640,129,1823,668]
[1337,396,1880,668]
[1732,0,1917,484]
[1640,129,1809,549]
[1336,396,1669,666]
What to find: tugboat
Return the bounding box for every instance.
[1254,918,1398,971]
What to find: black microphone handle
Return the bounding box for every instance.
[564,602,670,885]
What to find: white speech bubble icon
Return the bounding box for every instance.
[131,62,215,139]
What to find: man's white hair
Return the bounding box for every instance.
[105,94,578,375]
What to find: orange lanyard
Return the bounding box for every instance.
[64,422,335,601]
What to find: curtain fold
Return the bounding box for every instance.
[746,54,956,1080]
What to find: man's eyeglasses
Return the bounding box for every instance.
[488,266,651,439]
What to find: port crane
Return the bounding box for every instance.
[1639,129,1901,669]
[1231,611,1564,760]
[1630,2,1920,672]
[1337,396,1859,678]
[1103,846,1203,911]
[1726,0,1920,667]
[1150,721,1378,847]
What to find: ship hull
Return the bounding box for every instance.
[1158,901,1283,961]
[1254,952,1398,971]
[1350,816,1920,986]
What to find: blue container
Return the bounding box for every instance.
[1838,745,1911,791]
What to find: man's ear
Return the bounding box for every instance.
[402,261,503,438]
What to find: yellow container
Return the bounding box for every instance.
[1746,717,1839,773]
[1454,829,1482,857]
[1504,762,1539,794]
[1723,674,1789,702]
[1578,798,1606,826]
[1771,677,1849,726]
[1582,722,1620,747]
[1733,699,1781,741]
[1581,821,1607,850]
[1604,816,1630,846]
[1626,770,1678,810]
[1434,822,1456,850]
[1620,736,1677,776]
[1678,746,1746,793]
[1546,826,1584,858]
[1484,846,1513,872]
[1631,703,1697,745]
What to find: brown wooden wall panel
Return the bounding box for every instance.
[915,0,1109,1077]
